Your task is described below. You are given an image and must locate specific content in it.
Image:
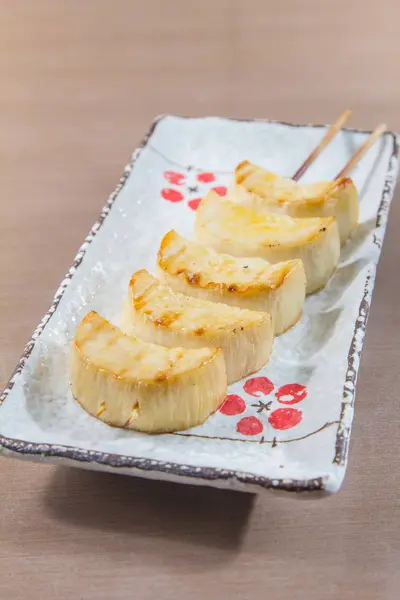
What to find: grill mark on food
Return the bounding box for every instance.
[154,312,182,327]
[96,402,106,417]
[187,272,200,285]
[155,372,168,382]
[124,406,139,427]
[235,160,251,184]
[133,297,148,310]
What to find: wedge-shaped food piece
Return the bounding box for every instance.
[232,160,359,244]
[71,311,227,433]
[195,191,340,294]
[121,270,273,384]
[157,230,305,335]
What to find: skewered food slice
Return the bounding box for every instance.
[121,270,273,384]
[157,230,305,335]
[71,311,227,433]
[232,160,358,244]
[195,191,340,294]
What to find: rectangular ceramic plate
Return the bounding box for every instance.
[0,116,398,495]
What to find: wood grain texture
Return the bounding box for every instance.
[0,1,399,599]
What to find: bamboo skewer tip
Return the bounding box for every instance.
[335,123,387,179]
[292,109,352,181]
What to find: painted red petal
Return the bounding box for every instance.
[161,188,184,203]
[164,171,185,185]
[268,408,302,430]
[275,383,307,405]
[211,186,227,196]
[244,376,274,398]
[188,197,202,211]
[220,394,246,416]
[197,172,216,183]
[237,416,263,436]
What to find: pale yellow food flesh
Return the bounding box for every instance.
[157,230,306,335]
[198,192,330,246]
[232,160,359,243]
[195,191,340,294]
[120,269,273,384]
[71,311,227,433]
[236,160,333,202]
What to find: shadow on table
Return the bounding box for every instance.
[44,467,254,562]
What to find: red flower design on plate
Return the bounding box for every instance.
[244,376,274,398]
[161,188,184,203]
[188,197,202,211]
[275,383,307,405]
[220,394,246,416]
[237,416,263,436]
[211,186,227,196]
[197,172,216,183]
[268,408,302,430]
[163,171,185,185]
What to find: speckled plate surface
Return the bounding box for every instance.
[0,115,398,495]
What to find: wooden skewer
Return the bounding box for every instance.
[292,109,352,181]
[335,124,386,179]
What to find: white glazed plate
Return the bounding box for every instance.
[0,116,398,495]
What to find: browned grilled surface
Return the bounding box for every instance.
[158,231,302,293]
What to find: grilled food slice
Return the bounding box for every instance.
[157,230,305,335]
[121,270,273,384]
[195,191,340,294]
[71,311,227,433]
[232,160,358,244]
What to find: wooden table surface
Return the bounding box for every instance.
[1,1,399,598]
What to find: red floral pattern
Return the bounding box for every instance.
[160,167,228,209]
[161,188,184,203]
[237,416,263,436]
[244,376,274,398]
[211,186,227,196]
[163,171,185,185]
[268,408,302,430]
[197,172,215,183]
[275,383,307,405]
[220,375,308,437]
[220,394,246,416]
[188,197,202,211]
